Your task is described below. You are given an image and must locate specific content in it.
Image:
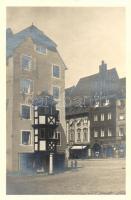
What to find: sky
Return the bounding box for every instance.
[6,7,126,88]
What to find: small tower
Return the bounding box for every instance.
[32,91,59,174]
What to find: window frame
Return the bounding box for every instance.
[94,130,98,138]
[52,85,60,100]
[119,114,125,120]
[20,130,32,146]
[35,45,47,55]
[77,128,81,141]
[107,112,112,120]
[20,79,33,95]
[83,128,88,140]
[20,104,32,120]
[108,128,112,137]
[55,132,61,146]
[100,128,105,137]
[119,127,124,137]
[52,64,61,79]
[100,113,105,121]
[21,54,32,71]
[94,114,98,122]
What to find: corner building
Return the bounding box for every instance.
[6,25,67,173]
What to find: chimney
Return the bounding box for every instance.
[99,60,107,73]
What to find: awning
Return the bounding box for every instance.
[71,145,87,150]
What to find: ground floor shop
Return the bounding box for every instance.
[92,141,126,158]
[19,152,65,174]
[68,141,125,159]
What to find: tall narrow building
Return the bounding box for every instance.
[6,25,67,172]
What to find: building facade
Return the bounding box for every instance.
[6,25,67,173]
[66,107,90,159]
[90,97,126,158]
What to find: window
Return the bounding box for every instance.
[77,129,81,141]
[119,128,124,137]
[55,132,61,145]
[22,131,31,145]
[108,112,112,120]
[21,105,30,119]
[100,129,104,137]
[119,114,124,120]
[53,65,60,78]
[40,128,46,139]
[53,86,60,99]
[94,115,98,121]
[83,118,88,124]
[103,99,110,106]
[77,119,81,126]
[21,55,32,70]
[39,116,46,124]
[83,128,88,140]
[70,130,74,141]
[94,130,98,138]
[101,113,104,121]
[108,128,112,136]
[35,45,46,54]
[20,79,33,94]
[34,129,38,135]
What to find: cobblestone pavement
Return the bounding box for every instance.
[6,158,125,195]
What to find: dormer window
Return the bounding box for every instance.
[35,45,47,54]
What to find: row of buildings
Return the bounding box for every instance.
[66,61,126,159]
[6,25,126,174]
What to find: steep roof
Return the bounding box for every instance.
[6,25,57,58]
[71,68,119,96]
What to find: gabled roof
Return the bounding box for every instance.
[6,25,57,58]
[71,68,119,96]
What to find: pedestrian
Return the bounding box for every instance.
[74,160,77,169]
[71,160,73,169]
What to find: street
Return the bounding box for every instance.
[6,158,125,195]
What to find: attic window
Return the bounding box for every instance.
[35,45,47,54]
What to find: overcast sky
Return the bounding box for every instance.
[7,7,126,88]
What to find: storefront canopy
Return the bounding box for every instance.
[71,145,87,150]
